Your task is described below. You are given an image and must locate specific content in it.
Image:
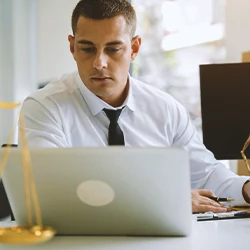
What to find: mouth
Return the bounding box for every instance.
[91,77,112,82]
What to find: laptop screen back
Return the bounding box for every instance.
[1,147,192,236]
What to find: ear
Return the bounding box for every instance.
[68,35,75,55]
[131,36,142,62]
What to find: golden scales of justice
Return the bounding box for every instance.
[0,102,56,244]
[241,135,250,174]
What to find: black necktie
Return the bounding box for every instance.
[103,108,125,145]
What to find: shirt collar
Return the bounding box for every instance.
[76,73,136,116]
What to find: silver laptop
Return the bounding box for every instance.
[1,147,192,236]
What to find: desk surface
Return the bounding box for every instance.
[0,218,249,250]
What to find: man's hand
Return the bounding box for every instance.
[242,181,250,203]
[192,189,228,213]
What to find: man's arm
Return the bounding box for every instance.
[172,101,249,211]
[188,129,249,206]
[19,98,69,148]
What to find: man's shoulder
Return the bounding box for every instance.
[130,76,176,103]
[28,72,78,102]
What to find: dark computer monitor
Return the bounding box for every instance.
[200,62,250,160]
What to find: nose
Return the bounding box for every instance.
[93,51,108,70]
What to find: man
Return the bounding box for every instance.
[20,0,250,213]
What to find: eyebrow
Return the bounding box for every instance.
[77,39,124,46]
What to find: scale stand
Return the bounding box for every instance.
[0,102,55,244]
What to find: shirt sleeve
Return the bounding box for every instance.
[19,98,69,148]
[172,101,250,206]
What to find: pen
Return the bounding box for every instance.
[209,197,234,202]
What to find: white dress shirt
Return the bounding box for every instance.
[20,71,249,205]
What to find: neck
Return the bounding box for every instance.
[101,81,129,108]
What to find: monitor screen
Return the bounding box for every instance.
[200,62,250,160]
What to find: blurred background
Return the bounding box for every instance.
[0,0,249,160]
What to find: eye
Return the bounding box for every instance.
[106,47,120,53]
[80,47,96,53]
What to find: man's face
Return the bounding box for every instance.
[68,15,141,107]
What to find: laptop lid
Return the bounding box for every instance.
[1,147,192,236]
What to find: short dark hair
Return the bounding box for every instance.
[71,0,136,37]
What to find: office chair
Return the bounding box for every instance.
[0,144,17,220]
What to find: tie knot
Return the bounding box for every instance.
[103,108,124,123]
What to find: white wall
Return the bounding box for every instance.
[0,0,80,145]
[0,0,14,145]
[37,0,78,83]
[0,0,37,145]
[225,0,250,62]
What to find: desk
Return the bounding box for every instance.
[0,218,249,250]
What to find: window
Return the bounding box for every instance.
[132,0,226,130]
